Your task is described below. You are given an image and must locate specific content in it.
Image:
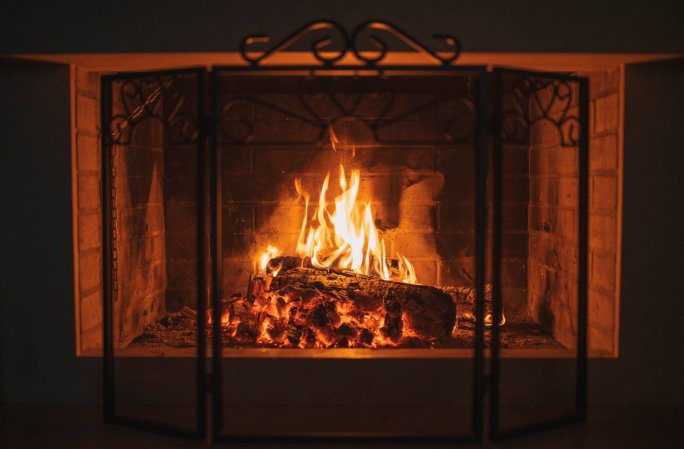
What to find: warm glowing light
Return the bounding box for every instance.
[292,163,418,284]
[328,122,339,152]
[484,310,507,327]
[259,245,281,275]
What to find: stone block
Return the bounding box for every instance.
[77,133,100,172]
[77,94,99,133]
[594,94,619,134]
[501,178,529,203]
[590,250,616,292]
[398,204,436,232]
[80,290,103,332]
[79,249,102,292]
[438,202,475,232]
[558,178,578,208]
[409,258,438,286]
[589,133,619,172]
[438,257,476,287]
[501,258,528,289]
[81,325,103,352]
[591,176,618,211]
[76,68,99,98]
[78,174,100,211]
[548,147,578,175]
[502,146,529,175]
[590,214,617,254]
[435,231,476,258]
[437,148,476,177]
[502,204,528,231]
[78,212,101,251]
[530,176,559,205]
[501,232,528,258]
[167,260,197,291]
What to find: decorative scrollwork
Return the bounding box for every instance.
[107,75,199,145]
[239,19,461,67]
[499,74,581,147]
[351,20,460,66]
[216,75,476,146]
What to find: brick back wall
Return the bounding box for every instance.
[585,68,621,355]
[111,118,167,347]
[74,68,103,352]
[499,143,532,320]
[527,69,621,354]
[158,64,204,314]
[75,71,170,350]
[75,71,202,350]
[163,142,200,312]
[528,78,582,350]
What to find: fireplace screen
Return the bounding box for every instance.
[100,20,588,443]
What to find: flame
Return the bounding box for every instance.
[259,245,281,275]
[292,163,417,284]
[328,122,339,152]
[207,309,230,328]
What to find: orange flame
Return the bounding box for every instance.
[292,163,417,284]
[259,245,281,276]
[484,310,507,327]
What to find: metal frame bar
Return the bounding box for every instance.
[101,74,114,425]
[101,62,589,444]
[101,67,208,440]
[489,67,589,440]
[473,68,489,442]
[210,64,487,444]
[576,77,590,422]
[209,68,224,443]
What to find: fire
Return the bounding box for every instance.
[460,309,507,328]
[259,245,282,277]
[288,163,417,284]
[484,311,507,327]
[241,132,504,350]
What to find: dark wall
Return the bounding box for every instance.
[589,58,684,405]
[0,62,100,403]
[1,0,684,54]
[1,3,683,407]
[2,59,683,406]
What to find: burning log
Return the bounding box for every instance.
[267,257,456,342]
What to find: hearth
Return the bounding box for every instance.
[68,20,624,443]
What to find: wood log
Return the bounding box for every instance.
[268,257,456,341]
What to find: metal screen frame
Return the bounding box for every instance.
[101,67,208,440]
[99,20,590,444]
[209,64,489,444]
[489,67,589,440]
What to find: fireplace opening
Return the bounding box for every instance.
[69,62,620,359]
[215,72,488,351]
[53,18,634,441]
[65,27,621,364]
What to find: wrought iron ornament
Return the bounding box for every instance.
[240,19,461,67]
[107,75,199,145]
[499,73,581,147]
[217,76,477,146]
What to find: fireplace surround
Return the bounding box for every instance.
[61,20,626,442]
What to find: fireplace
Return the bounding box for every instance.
[66,20,623,442]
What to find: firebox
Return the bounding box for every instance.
[67,20,623,442]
